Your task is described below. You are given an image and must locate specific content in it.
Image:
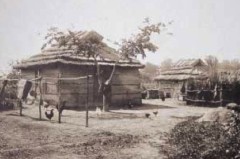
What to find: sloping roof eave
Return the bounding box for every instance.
[154,74,208,81]
[14,59,144,69]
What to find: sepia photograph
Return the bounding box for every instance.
[0,0,240,158]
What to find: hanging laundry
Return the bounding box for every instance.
[213,84,218,99]
[18,79,32,100]
[181,82,186,94]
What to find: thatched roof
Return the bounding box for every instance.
[155,59,208,81]
[171,59,205,69]
[14,31,144,69]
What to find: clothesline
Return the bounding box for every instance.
[0,77,41,82]
[44,75,93,81]
[0,75,93,82]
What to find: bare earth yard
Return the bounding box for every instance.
[0,99,215,159]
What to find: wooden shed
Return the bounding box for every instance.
[14,31,144,109]
[154,59,208,98]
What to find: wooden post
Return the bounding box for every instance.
[34,71,37,98]
[92,67,96,111]
[38,77,42,120]
[86,75,89,127]
[17,73,22,116]
[19,99,23,116]
[220,73,223,107]
[58,73,62,123]
[37,70,42,120]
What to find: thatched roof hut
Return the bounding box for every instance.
[154,59,208,98]
[14,31,144,109]
[155,59,207,81]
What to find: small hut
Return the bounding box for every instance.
[14,31,144,109]
[154,59,208,98]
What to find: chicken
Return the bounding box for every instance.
[43,101,50,109]
[161,97,165,102]
[45,109,54,120]
[145,113,151,118]
[127,101,134,109]
[96,107,102,116]
[153,111,158,117]
[159,91,165,102]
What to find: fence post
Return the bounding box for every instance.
[38,77,42,120]
[220,82,223,107]
[86,75,89,127]
[19,99,22,116]
[58,73,62,123]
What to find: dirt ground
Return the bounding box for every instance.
[0,99,215,159]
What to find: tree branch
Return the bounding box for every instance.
[105,62,117,85]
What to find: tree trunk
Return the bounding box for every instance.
[102,64,116,112]
[94,56,117,112]
[102,94,108,112]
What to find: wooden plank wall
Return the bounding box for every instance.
[60,65,142,108]
[111,68,142,106]
[21,65,142,109]
[21,66,60,105]
[60,65,98,108]
[21,69,35,80]
[40,66,60,105]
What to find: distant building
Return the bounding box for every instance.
[154,59,208,98]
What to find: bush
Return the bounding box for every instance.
[163,111,240,159]
[5,70,19,99]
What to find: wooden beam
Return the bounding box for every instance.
[58,73,62,123]
[37,70,42,120]
[85,75,89,127]
[18,99,23,116]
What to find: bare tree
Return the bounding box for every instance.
[160,58,173,72]
[205,55,219,83]
[230,59,240,71]
[220,60,232,71]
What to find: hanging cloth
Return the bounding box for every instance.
[213,84,218,99]
[18,79,32,100]
[181,82,186,94]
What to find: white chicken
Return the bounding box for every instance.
[96,107,102,116]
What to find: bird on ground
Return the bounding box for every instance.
[161,97,165,102]
[96,107,102,116]
[45,109,54,120]
[153,111,158,117]
[127,101,134,109]
[145,113,151,118]
[43,101,50,109]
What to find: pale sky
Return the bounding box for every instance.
[0,0,240,71]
